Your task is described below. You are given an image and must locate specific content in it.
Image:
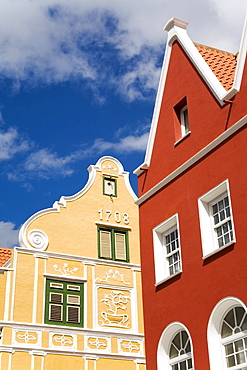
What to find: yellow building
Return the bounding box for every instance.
[0,156,146,370]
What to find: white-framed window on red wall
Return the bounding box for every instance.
[208,297,247,370]
[153,214,182,286]
[157,322,195,370]
[198,179,236,258]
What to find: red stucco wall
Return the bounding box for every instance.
[138,40,247,369]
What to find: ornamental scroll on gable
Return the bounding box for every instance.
[18,156,138,260]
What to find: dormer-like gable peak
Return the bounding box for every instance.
[195,43,237,90]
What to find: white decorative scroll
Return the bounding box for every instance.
[95,269,131,285]
[50,333,76,349]
[87,337,108,350]
[28,229,49,251]
[120,340,141,353]
[53,263,78,276]
[14,329,41,347]
[102,165,117,172]
[100,290,130,328]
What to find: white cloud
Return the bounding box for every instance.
[0,221,19,248]
[7,128,149,181]
[92,132,149,153]
[0,127,31,160]
[0,0,245,98]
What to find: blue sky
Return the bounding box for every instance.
[0,0,246,248]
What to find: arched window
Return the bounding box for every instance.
[169,330,193,369]
[208,297,247,370]
[157,322,194,370]
[221,306,247,368]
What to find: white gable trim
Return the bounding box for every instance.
[135,15,247,174]
[19,156,137,249]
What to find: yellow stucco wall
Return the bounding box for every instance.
[0,157,145,370]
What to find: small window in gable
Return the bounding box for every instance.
[174,97,190,143]
[103,177,117,197]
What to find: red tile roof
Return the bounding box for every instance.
[0,247,12,267]
[194,43,237,90]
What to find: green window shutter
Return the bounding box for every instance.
[99,230,112,259]
[45,279,83,327]
[115,232,126,261]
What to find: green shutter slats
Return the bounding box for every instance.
[115,232,126,260]
[100,230,112,258]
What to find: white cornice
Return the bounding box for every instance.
[135,15,247,174]
[136,114,247,205]
[13,247,141,271]
[0,321,144,339]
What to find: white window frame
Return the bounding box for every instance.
[153,214,182,286]
[198,180,236,258]
[208,297,247,370]
[157,322,195,370]
[180,105,189,137]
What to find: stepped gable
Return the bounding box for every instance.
[0,247,12,267]
[195,43,237,90]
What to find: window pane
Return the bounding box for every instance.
[67,295,80,305]
[100,230,112,259]
[115,232,126,260]
[67,306,80,323]
[50,293,63,304]
[50,304,62,321]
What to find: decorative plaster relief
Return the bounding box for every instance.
[50,333,76,349]
[14,330,41,346]
[119,340,141,354]
[95,269,131,286]
[28,230,49,251]
[86,336,109,351]
[53,263,78,276]
[102,164,118,172]
[98,288,131,329]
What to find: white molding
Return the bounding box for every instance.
[135,16,247,174]
[14,247,141,271]
[136,115,247,205]
[0,322,145,340]
[95,221,131,230]
[43,273,87,283]
[0,345,145,361]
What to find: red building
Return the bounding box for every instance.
[135,17,247,370]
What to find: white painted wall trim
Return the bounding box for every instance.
[0,345,145,361]
[0,322,145,340]
[136,114,247,205]
[14,247,141,271]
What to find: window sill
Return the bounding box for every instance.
[155,270,182,286]
[174,131,191,146]
[202,241,235,260]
